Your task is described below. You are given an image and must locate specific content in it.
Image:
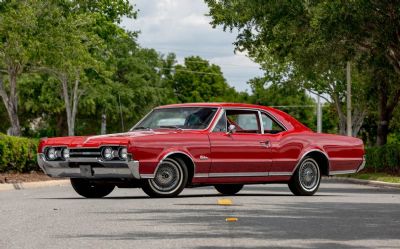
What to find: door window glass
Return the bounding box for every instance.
[226,110,260,133]
[261,112,284,134]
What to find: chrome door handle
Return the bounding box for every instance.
[259,140,270,147]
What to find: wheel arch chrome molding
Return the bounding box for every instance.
[291,149,331,175]
[141,150,197,179]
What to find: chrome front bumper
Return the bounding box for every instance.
[37,153,140,179]
[356,155,366,172]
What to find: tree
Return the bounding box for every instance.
[249,77,316,130]
[0,0,43,136]
[171,56,241,103]
[34,0,136,136]
[204,0,387,139]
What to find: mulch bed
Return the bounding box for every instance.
[0,172,56,183]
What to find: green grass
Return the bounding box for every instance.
[344,173,400,184]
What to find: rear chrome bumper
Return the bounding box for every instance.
[356,155,366,173]
[37,153,140,179]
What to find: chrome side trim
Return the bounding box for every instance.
[193,171,294,178]
[291,149,330,174]
[193,173,208,178]
[140,174,155,179]
[329,169,357,175]
[268,172,293,176]
[208,172,269,177]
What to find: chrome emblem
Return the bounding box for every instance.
[199,155,209,160]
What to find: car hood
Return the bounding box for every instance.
[43,130,183,148]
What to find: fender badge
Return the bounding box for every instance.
[199,155,209,160]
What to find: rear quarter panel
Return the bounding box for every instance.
[270,131,364,174]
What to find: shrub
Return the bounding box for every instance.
[365,144,400,174]
[0,133,39,173]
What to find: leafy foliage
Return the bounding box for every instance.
[172,56,245,103]
[0,133,38,172]
[365,145,400,174]
[249,77,316,130]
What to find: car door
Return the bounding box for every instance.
[258,111,290,176]
[207,109,272,177]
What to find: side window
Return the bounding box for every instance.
[212,111,227,132]
[261,112,284,134]
[226,110,260,133]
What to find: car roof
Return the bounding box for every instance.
[156,102,311,132]
[157,102,273,110]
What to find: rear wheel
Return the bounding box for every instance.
[142,158,188,198]
[214,184,243,195]
[288,157,321,196]
[70,178,115,198]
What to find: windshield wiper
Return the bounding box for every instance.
[132,126,152,131]
[158,125,182,130]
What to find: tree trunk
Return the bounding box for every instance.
[352,108,367,137]
[60,72,81,136]
[61,75,73,136]
[376,80,392,146]
[377,119,389,146]
[0,69,21,136]
[332,93,347,135]
[101,113,106,135]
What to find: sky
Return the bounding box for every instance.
[120,0,264,92]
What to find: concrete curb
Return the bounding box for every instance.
[0,179,69,191]
[324,176,400,189]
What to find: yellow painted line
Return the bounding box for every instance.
[217,198,233,205]
[226,217,238,222]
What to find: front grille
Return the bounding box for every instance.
[69,148,101,158]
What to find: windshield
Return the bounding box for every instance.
[131,107,218,130]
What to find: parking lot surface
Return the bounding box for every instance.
[1,180,399,249]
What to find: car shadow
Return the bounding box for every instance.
[37,192,341,200]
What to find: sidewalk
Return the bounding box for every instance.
[0,179,69,191]
[324,176,400,189]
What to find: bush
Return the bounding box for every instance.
[0,133,39,173]
[365,144,400,174]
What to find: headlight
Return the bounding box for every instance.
[62,148,70,159]
[102,147,113,160]
[47,147,56,160]
[119,147,127,160]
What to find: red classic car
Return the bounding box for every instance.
[38,103,365,198]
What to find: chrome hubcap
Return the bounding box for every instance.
[149,160,182,193]
[299,160,319,190]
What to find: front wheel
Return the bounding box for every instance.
[214,184,243,195]
[288,157,321,196]
[70,178,115,198]
[141,158,188,198]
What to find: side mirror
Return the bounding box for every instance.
[227,124,236,135]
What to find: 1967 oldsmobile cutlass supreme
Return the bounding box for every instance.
[38,103,365,198]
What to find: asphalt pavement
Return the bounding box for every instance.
[1,180,399,249]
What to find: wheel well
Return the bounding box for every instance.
[305,151,329,176]
[165,153,195,184]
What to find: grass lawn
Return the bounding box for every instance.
[343,173,400,184]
